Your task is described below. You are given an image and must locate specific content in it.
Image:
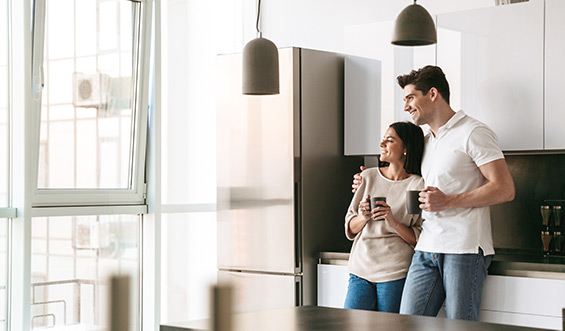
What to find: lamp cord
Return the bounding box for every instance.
[256,0,262,37]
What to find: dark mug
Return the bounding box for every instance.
[369,196,387,212]
[406,190,421,214]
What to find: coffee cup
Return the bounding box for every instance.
[406,190,421,214]
[369,196,387,212]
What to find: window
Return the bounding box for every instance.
[31,0,151,207]
[31,215,140,329]
[4,0,153,329]
[160,213,216,323]
[20,0,153,329]
[158,0,243,324]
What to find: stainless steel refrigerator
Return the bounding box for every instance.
[216,47,362,312]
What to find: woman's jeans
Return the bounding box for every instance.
[399,249,493,321]
[343,274,406,313]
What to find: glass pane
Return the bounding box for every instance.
[38,0,135,189]
[0,0,8,207]
[161,0,216,204]
[31,215,140,330]
[160,213,217,324]
[0,219,7,331]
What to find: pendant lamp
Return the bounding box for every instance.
[392,0,437,46]
[242,0,279,95]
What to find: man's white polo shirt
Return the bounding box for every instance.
[416,110,504,255]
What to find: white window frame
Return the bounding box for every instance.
[30,0,153,208]
[6,0,155,330]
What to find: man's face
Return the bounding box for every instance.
[403,84,433,126]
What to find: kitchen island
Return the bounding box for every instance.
[161,306,554,331]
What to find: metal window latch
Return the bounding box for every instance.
[33,65,44,101]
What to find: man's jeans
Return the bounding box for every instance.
[343,274,406,313]
[399,249,493,321]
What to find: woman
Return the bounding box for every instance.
[343,121,424,313]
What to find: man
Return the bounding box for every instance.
[352,66,515,321]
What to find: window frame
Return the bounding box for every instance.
[30,0,152,208]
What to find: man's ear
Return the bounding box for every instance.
[429,87,439,101]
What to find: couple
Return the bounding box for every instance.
[343,65,515,321]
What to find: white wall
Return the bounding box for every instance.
[259,0,494,55]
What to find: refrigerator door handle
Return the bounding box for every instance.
[295,275,303,306]
[294,181,302,272]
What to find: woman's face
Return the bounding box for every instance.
[379,127,406,164]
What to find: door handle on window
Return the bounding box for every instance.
[33,65,44,101]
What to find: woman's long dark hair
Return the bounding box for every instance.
[380,122,424,176]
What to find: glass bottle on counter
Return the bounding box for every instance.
[541,230,552,257]
[553,231,563,254]
[553,205,562,227]
[541,205,552,227]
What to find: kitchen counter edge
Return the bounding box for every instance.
[318,251,565,280]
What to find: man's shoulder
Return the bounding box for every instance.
[454,112,497,137]
[457,112,487,128]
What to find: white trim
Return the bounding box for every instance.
[30,204,147,217]
[31,189,146,207]
[28,0,44,208]
[10,0,33,328]
[29,0,152,208]
[143,0,160,329]
[0,208,16,218]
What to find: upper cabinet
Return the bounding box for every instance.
[544,0,565,150]
[436,0,544,151]
[343,20,435,156]
[344,55,382,156]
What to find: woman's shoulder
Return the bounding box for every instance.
[360,167,381,178]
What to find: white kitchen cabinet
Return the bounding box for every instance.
[317,264,349,308]
[344,55,382,156]
[544,0,565,150]
[436,0,544,151]
[317,262,565,330]
[480,275,565,330]
[344,20,435,150]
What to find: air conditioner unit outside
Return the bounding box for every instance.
[73,72,132,116]
[73,72,110,108]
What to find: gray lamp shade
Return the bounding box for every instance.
[392,4,437,46]
[242,37,280,95]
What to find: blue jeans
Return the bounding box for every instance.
[343,274,406,313]
[399,249,493,321]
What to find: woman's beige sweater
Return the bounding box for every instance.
[345,167,424,283]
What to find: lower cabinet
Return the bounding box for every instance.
[480,275,565,330]
[317,263,565,330]
[317,264,349,308]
